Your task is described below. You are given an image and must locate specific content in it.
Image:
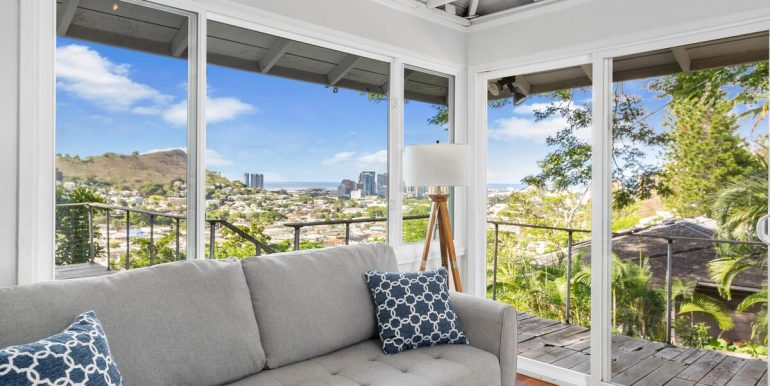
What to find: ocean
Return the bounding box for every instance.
[264,181,340,191]
[263,181,524,191]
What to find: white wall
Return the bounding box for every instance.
[467,0,770,68]
[0,0,19,287]
[230,0,467,66]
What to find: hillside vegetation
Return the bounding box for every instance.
[56,150,230,189]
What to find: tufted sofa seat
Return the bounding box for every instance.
[230,339,501,386]
[0,244,517,386]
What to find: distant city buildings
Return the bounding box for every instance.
[376,173,388,197]
[244,173,264,189]
[359,171,376,197]
[336,171,388,198]
[337,179,356,197]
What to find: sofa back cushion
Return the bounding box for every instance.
[241,243,398,368]
[0,259,266,386]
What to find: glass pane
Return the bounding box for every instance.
[403,67,453,244]
[55,0,192,278]
[204,21,390,258]
[487,67,593,372]
[609,31,769,386]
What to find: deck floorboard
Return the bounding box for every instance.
[516,313,767,386]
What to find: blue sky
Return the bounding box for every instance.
[57,37,765,186]
[56,37,446,183]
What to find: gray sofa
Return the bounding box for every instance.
[0,244,517,386]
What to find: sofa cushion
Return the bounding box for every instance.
[365,268,468,355]
[0,311,123,386]
[226,339,501,386]
[241,244,399,368]
[0,260,265,386]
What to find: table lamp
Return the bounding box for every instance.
[404,143,470,292]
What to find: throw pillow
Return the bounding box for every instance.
[364,268,468,354]
[0,311,123,386]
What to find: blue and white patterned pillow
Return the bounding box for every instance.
[0,311,123,386]
[364,268,468,355]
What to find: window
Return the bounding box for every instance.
[203,20,390,258]
[54,0,196,279]
[608,32,769,385]
[402,66,454,244]
[486,65,592,372]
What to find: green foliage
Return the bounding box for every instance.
[402,200,432,243]
[673,319,711,349]
[660,85,761,217]
[114,232,183,270]
[55,187,106,265]
[366,206,387,218]
[737,287,768,344]
[521,89,668,209]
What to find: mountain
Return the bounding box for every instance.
[56,150,231,189]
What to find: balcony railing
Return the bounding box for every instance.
[56,203,764,345]
[55,203,274,270]
[284,215,429,251]
[488,219,766,344]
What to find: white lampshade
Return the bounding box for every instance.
[404,144,470,187]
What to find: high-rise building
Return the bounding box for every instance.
[358,171,376,196]
[244,173,264,189]
[376,173,388,197]
[337,179,356,197]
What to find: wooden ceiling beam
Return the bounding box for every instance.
[259,38,291,74]
[426,0,455,8]
[327,54,361,86]
[671,47,691,72]
[467,0,480,17]
[581,64,593,81]
[170,19,188,57]
[57,0,80,36]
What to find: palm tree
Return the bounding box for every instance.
[708,171,767,343]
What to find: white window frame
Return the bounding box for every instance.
[468,15,770,386]
[17,0,466,286]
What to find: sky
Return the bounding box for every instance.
[486,71,766,185]
[56,37,766,186]
[55,37,446,183]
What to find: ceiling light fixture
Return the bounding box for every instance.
[502,76,528,106]
[112,2,119,11]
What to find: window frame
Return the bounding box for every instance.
[18,0,466,284]
[470,20,770,386]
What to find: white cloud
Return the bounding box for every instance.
[358,150,387,169]
[488,102,590,144]
[56,44,171,112]
[322,151,356,166]
[206,149,233,167]
[162,97,256,126]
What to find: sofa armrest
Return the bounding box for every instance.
[451,292,517,386]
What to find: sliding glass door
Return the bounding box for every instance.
[607,31,769,386]
[485,64,593,373]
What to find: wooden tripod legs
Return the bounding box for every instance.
[418,194,463,292]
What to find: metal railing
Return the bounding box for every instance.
[284,215,429,251]
[57,202,763,344]
[488,219,766,344]
[55,203,274,270]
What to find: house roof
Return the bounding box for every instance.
[578,219,766,292]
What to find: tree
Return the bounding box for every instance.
[56,187,106,265]
[659,86,760,217]
[522,88,668,209]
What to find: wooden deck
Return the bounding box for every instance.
[518,313,768,386]
[55,262,114,280]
